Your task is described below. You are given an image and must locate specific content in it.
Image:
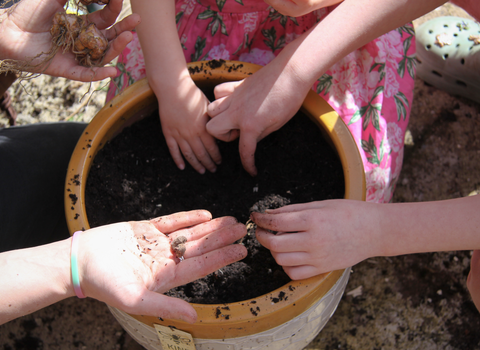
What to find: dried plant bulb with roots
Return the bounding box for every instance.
[0,0,111,79]
[50,12,109,67]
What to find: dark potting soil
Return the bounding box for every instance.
[85,111,345,304]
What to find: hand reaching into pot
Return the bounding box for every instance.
[0,0,141,81]
[253,200,377,280]
[0,210,247,325]
[252,196,480,313]
[156,76,222,174]
[206,56,311,177]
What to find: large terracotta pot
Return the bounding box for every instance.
[65,60,366,350]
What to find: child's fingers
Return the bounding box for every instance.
[190,137,217,173]
[213,80,243,99]
[252,210,311,232]
[238,132,258,177]
[183,222,246,258]
[178,139,205,174]
[207,96,229,117]
[271,250,310,267]
[256,228,308,253]
[263,201,325,214]
[201,133,222,165]
[206,113,239,142]
[163,133,186,171]
[283,264,320,281]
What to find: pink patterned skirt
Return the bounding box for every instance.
[107,0,416,203]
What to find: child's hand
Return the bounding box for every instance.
[207,65,309,176]
[158,78,221,174]
[252,200,381,280]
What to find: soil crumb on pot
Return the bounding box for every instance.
[85,111,345,303]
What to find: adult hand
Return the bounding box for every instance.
[252,200,379,280]
[158,77,222,174]
[77,210,247,323]
[206,63,310,176]
[0,0,140,81]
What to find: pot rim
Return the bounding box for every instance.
[65,60,365,339]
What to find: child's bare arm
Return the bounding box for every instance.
[253,195,480,280]
[207,0,449,176]
[131,0,221,174]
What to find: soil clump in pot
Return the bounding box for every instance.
[85,110,345,304]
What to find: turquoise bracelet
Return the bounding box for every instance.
[71,231,86,298]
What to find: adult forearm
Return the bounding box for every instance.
[0,238,75,325]
[377,195,480,257]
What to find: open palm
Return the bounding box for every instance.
[77,210,247,323]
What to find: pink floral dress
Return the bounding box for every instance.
[107,0,416,204]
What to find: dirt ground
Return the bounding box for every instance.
[1,2,480,350]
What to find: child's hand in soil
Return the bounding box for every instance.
[158,77,222,174]
[76,210,247,323]
[252,200,380,280]
[0,0,140,82]
[206,60,310,176]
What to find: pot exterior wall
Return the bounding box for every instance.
[108,268,350,350]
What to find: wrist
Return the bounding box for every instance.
[70,231,87,298]
[61,238,79,299]
[369,203,396,258]
[148,71,196,101]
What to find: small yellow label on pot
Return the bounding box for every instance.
[154,324,195,350]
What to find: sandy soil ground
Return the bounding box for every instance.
[1,2,480,349]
